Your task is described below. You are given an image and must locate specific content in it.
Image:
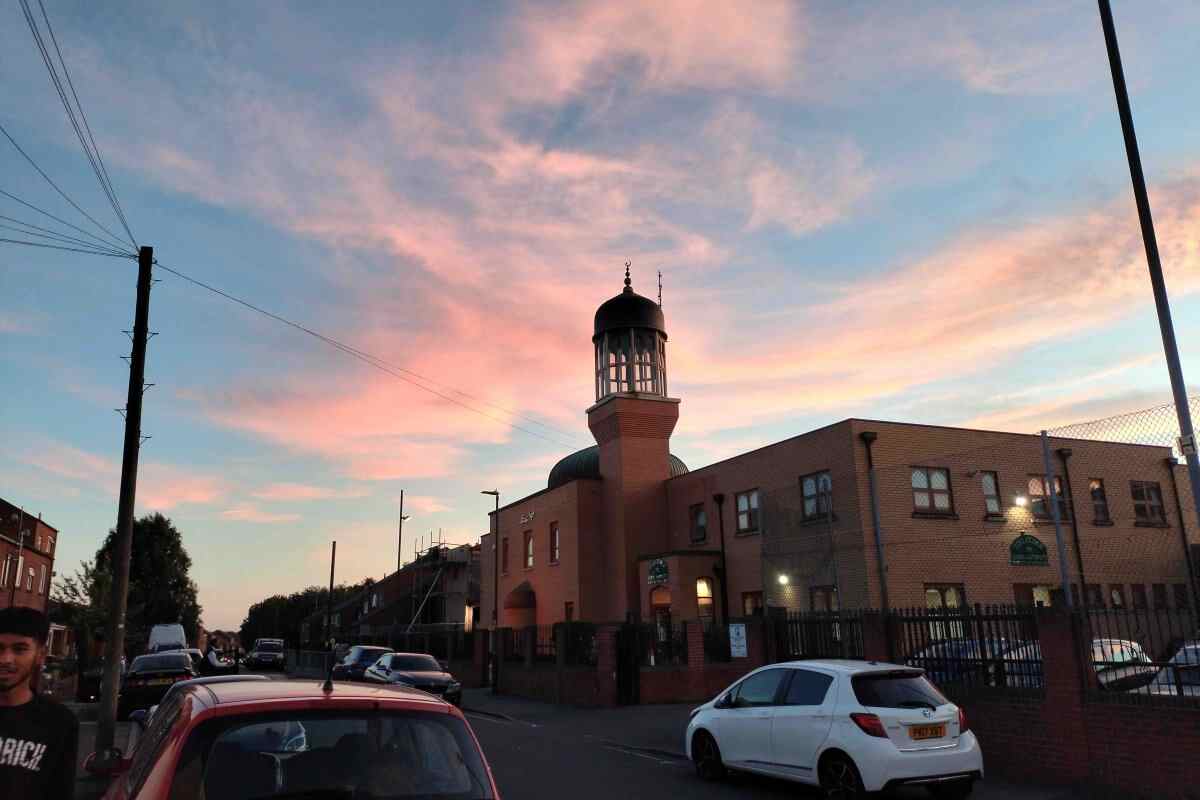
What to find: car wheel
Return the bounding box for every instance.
[930,780,974,800]
[692,731,726,781]
[819,753,866,799]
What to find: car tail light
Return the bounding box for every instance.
[850,713,888,738]
[957,707,969,734]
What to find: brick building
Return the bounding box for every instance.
[0,498,59,613]
[480,275,1198,628]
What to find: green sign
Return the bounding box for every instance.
[648,558,669,586]
[1010,533,1048,566]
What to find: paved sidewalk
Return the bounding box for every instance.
[461,689,1086,799]
[74,705,130,799]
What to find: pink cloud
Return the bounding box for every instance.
[251,482,367,502]
[220,505,302,524]
[402,495,450,515]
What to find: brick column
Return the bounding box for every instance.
[596,625,618,707]
[495,628,510,693]
[522,625,536,667]
[860,611,890,662]
[1034,608,1089,783]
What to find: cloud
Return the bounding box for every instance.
[220,505,302,524]
[402,495,450,515]
[0,310,47,335]
[251,482,367,502]
[745,141,876,236]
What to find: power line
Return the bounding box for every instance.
[0,122,132,253]
[0,213,129,255]
[30,0,136,248]
[0,220,128,255]
[0,187,133,254]
[152,259,586,450]
[0,236,136,258]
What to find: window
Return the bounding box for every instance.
[735,490,760,533]
[1175,584,1191,610]
[1027,475,1070,520]
[925,584,965,638]
[1086,583,1104,608]
[784,669,834,706]
[911,467,953,513]
[733,668,786,707]
[0,555,9,588]
[1131,481,1166,525]
[1109,585,1125,608]
[742,592,763,617]
[801,471,832,521]
[501,537,509,574]
[38,565,46,595]
[564,602,575,622]
[696,577,714,624]
[46,536,53,555]
[1152,583,1168,610]
[688,504,707,543]
[25,567,33,592]
[811,585,839,612]
[1089,479,1111,523]
[981,471,1001,515]
[549,522,560,564]
[1130,584,1148,610]
[1032,586,1053,608]
[523,531,534,568]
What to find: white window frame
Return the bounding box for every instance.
[735,489,760,533]
[39,564,47,595]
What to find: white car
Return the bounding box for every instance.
[686,660,982,799]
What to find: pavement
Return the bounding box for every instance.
[461,688,1086,800]
[74,710,130,799]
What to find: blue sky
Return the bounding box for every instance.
[3,1,1199,629]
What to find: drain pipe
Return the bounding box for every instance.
[859,432,890,613]
[713,493,730,626]
[1056,448,1089,608]
[1165,458,1200,613]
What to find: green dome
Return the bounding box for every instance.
[547,445,688,490]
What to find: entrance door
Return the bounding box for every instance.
[615,624,639,705]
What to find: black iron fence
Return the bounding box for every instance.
[1079,603,1199,705]
[561,622,598,667]
[534,625,556,662]
[702,620,730,663]
[636,619,687,667]
[773,610,865,661]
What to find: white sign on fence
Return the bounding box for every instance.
[729,623,747,658]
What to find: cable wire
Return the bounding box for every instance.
[0,123,132,253]
[0,236,136,258]
[0,187,133,255]
[0,220,128,255]
[153,259,587,450]
[30,0,136,247]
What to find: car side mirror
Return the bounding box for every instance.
[129,709,149,730]
[84,748,130,778]
[714,694,731,709]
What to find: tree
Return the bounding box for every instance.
[240,580,372,650]
[93,513,203,655]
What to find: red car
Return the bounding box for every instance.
[86,678,499,799]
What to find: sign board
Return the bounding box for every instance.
[647,558,669,586]
[729,623,747,658]
[519,511,536,525]
[1010,533,1049,566]
[1179,434,1197,457]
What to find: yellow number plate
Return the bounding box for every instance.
[148,678,173,685]
[909,724,945,740]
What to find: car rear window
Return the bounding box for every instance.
[353,648,389,664]
[131,654,192,672]
[190,710,493,800]
[852,670,948,709]
[393,655,442,672]
[258,642,284,653]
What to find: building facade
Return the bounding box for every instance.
[480,277,1198,628]
[0,498,59,612]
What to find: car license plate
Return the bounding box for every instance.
[148,678,173,686]
[909,724,945,740]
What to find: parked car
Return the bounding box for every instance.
[244,639,287,670]
[1134,641,1200,698]
[994,638,1159,691]
[330,645,392,682]
[364,652,464,706]
[147,624,188,654]
[85,678,499,799]
[686,660,982,799]
[905,639,1010,686]
[117,653,197,720]
[128,674,271,751]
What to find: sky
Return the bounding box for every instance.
[3,1,1200,630]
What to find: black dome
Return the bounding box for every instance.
[547,445,688,490]
[593,287,666,342]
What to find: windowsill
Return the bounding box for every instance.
[735,529,760,537]
[1092,519,1114,527]
[549,560,560,567]
[1033,518,1072,526]
[1134,521,1170,529]
[523,566,534,571]
[912,511,959,520]
[800,514,838,526]
[689,540,708,547]
[983,513,1006,523]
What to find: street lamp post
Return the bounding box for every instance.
[481,490,500,690]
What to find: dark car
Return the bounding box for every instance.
[364,652,463,706]
[245,639,287,670]
[905,638,1010,686]
[331,645,392,682]
[117,653,196,719]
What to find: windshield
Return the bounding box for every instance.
[258,642,284,653]
[350,648,389,665]
[852,671,948,709]
[131,654,192,673]
[201,710,493,799]
[393,655,442,672]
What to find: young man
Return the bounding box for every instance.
[0,607,79,799]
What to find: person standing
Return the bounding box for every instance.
[0,607,79,799]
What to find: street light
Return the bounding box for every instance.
[480,490,500,692]
[1015,495,1028,508]
[777,574,790,586]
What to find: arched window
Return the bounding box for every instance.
[696,577,714,624]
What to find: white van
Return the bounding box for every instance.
[147,623,188,653]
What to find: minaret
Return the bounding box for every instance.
[588,264,680,621]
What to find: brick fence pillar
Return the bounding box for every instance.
[496,628,510,693]
[1035,608,1089,784]
[596,625,618,707]
[522,625,536,667]
[860,611,890,662]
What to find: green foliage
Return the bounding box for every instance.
[240,580,372,650]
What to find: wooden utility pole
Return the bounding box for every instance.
[397,490,408,574]
[95,245,152,756]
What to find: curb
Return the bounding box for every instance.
[601,740,687,761]
[462,706,520,723]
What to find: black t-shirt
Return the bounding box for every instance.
[0,693,79,800]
